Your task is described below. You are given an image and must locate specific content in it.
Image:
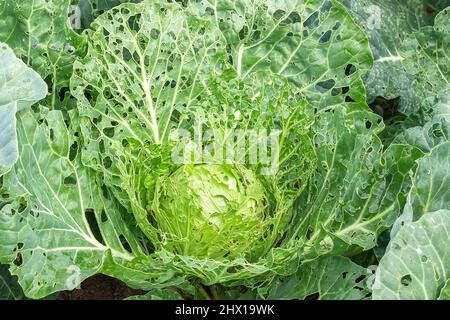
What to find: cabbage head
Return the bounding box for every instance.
[147,164,269,261]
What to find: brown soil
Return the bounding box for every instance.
[58,274,146,300]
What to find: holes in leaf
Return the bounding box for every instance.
[101,210,108,223]
[342,86,350,94]
[103,127,115,138]
[281,12,301,26]
[205,7,214,16]
[69,142,78,161]
[13,253,22,266]
[342,271,348,279]
[64,174,77,186]
[315,79,335,93]
[345,95,356,103]
[101,186,110,201]
[273,9,286,21]
[58,87,70,102]
[331,88,341,96]
[306,228,313,240]
[303,12,319,29]
[238,26,248,40]
[85,209,105,245]
[150,28,160,40]
[119,235,132,253]
[99,140,105,153]
[319,30,332,44]
[252,30,261,41]
[431,124,444,138]
[103,156,112,169]
[320,0,332,13]
[333,21,341,30]
[345,64,356,76]
[355,275,366,283]
[122,47,132,62]
[365,121,372,129]
[400,274,412,286]
[305,293,320,300]
[127,14,141,31]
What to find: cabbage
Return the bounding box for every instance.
[147,164,268,260]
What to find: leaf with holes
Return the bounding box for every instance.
[0,0,85,108]
[339,0,449,114]
[373,209,450,300]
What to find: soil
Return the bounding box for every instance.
[58,274,146,300]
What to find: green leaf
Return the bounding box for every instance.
[394,141,450,228]
[266,256,371,300]
[0,264,24,300]
[201,0,373,108]
[292,108,424,258]
[0,0,85,108]
[339,0,448,113]
[401,7,450,113]
[373,209,450,300]
[0,43,47,176]
[392,96,450,153]
[0,109,148,299]
[75,0,141,30]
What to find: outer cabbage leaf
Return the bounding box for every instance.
[377,142,450,300]
[0,109,159,299]
[373,209,450,300]
[0,0,85,108]
[392,142,450,236]
[392,95,450,153]
[199,0,373,109]
[290,108,423,259]
[0,43,47,176]
[339,0,448,113]
[401,7,450,113]
[266,256,371,300]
